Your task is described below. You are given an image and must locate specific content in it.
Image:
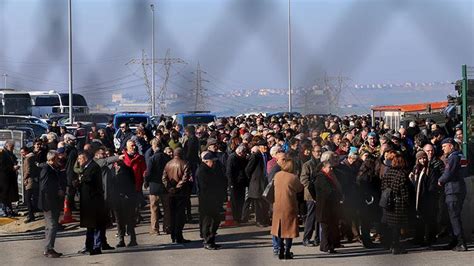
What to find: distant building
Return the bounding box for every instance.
[371,101,448,129]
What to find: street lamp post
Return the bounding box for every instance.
[2,73,7,89]
[288,0,292,113]
[68,0,73,124]
[150,3,156,116]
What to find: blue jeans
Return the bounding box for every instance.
[272,236,279,253]
[86,228,102,250]
[275,236,293,253]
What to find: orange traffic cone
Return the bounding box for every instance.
[221,199,237,227]
[60,198,77,224]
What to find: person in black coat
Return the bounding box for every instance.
[64,134,79,211]
[409,151,439,246]
[356,153,380,248]
[76,153,107,255]
[243,141,270,226]
[144,138,171,235]
[0,141,20,217]
[226,145,248,223]
[311,160,343,254]
[38,151,64,258]
[112,160,138,248]
[333,152,362,243]
[197,151,228,250]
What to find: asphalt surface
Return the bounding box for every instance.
[0,205,473,266]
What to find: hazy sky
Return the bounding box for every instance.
[0,0,473,96]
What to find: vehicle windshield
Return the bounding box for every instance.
[60,94,88,106]
[182,115,215,126]
[2,95,32,115]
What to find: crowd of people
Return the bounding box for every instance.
[0,113,470,259]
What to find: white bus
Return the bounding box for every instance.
[0,89,32,115]
[29,90,89,118]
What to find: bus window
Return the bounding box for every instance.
[35,96,60,106]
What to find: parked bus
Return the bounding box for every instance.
[29,90,89,118]
[0,90,32,115]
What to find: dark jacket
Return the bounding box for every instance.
[438,150,468,201]
[64,144,78,186]
[94,156,120,202]
[0,150,19,203]
[23,153,41,190]
[312,171,342,223]
[381,167,411,226]
[245,152,267,199]
[111,162,136,204]
[333,159,361,209]
[183,135,200,166]
[145,151,170,195]
[300,156,320,201]
[79,160,106,228]
[410,165,438,219]
[196,162,228,215]
[38,164,62,212]
[226,152,248,187]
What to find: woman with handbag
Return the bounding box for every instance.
[270,157,304,260]
[381,152,411,254]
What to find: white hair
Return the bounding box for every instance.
[269,145,282,157]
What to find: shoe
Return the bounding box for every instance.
[127,241,138,247]
[116,241,126,248]
[328,249,337,254]
[302,239,316,247]
[204,244,218,250]
[176,239,191,244]
[391,248,407,255]
[284,252,294,260]
[273,250,280,257]
[89,249,102,255]
[453,244,468,252]
[278,250,285,260]
[24,218,34,224]
[77,247,91,254]
[43,249,62,258]
[256,223,269,228]
[101,244,115,250]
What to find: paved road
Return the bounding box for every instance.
[0,213,473,266]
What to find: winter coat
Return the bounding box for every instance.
[38,164,62,212]
[94,156,120,202]
[22,153,40,190]
[312,171,343,224]
[79,160,106,228]
[245,152,267,199]
[271,171,304,238]
[0,150,19,203]
[145,151,170,195]
[162,157,192,196]
[123,151,146,192]
[381,167,411,226]
[410,165,438,220]
[226,152,248,187]
[300,156,320,201]
[196,162,228,216]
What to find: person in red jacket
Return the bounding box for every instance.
[123,140,147,223]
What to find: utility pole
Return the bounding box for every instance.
[150,3,156,116]
[126,49,186,114]
[2,73,7,89]
[287,0,292,113]
[67,0,73,124]
[193,62,208,111]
